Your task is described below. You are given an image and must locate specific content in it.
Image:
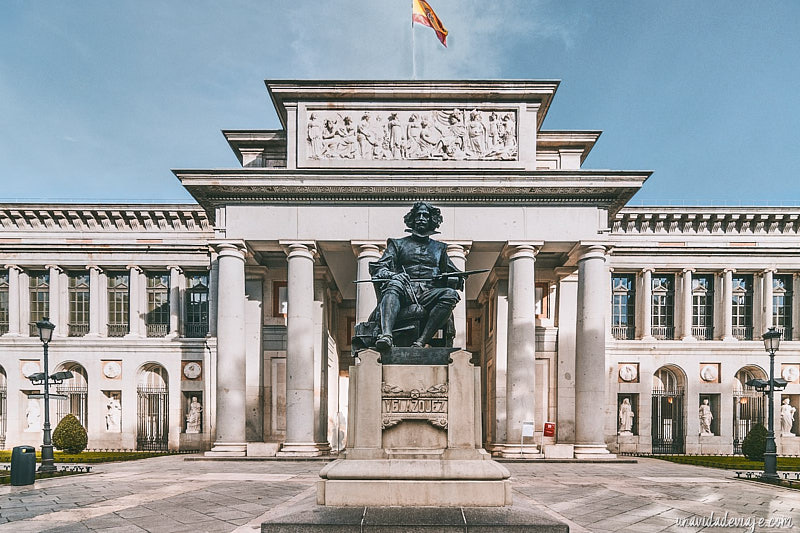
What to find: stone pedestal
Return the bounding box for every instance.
[317,349,511,507]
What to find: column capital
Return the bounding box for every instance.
[641,266,655,274]
[722,267,736,274]
[280,241,317,260]
[85,264,103,273]
[794,272,800,280]
[681,268,696,275]
[45,264,63,273]
[504,241,542,260]
[350,241,384,259]
[445,241,473,258]
[167,265,184,274]
[576,244,608,262]
[3,264,22,272]
[763,268,778,275]
[210,240,247,258]
[126,264,144,273]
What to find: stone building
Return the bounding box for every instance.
[0,79,798,457]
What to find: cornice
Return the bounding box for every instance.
[613,209,800,236]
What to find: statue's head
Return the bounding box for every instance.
[403,202,443,235]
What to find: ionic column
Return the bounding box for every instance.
[87,265,102,337]
[722,268,735,341]
[503,243,538,456]
[4,265,21,335]
[168,266,182,337]
[46,265,63,335]
[279,242,325,456]
[640,268,654,340]
[792,273,800,341]
[574,245,615,458]
[207,242,247,456]
[681,268,695,341]
[446,242,471,349]
[126,265,143,337]
[762,269,775,333]
[352,242,383,324]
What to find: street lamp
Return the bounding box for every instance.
[761,327,783,480]
[35,317,57,473]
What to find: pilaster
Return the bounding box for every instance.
[722,268,735,341]
[762,269,776,333]
[640,268,654,341]
[46,265,63,336]
[125,265,144,338]
[168,266,182,338]
[86,265,102,337]
[680,268,695,341]
[4,265,22,336]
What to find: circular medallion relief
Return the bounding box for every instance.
[103,361,122,379]
[22,362,40,378]
[618,364,638,382]
[183,362,201,380]
[782,366,800,383]
[700,364,719,382]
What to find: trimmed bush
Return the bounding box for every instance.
[742,423,768,462]
[52,414,88,454]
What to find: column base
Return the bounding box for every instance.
[205,442,247,457]
[640,335,656,342]
[277,442,331,457]
[490,443,543,459]
[722,335,737,342]
[574,444,616,459]
[680,335,696,342]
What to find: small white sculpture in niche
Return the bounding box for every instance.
[25,398,42,431]
[700,364,719,383]
[185,397,202,434]
[618,364,638,383]
[782,366,799,384]
[106,394,122,432]
[780,398,796,437]
[699,398,714,436]
[618,398,635,435]
[103,361,122,379]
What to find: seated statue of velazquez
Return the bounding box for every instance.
[352,202,463,352]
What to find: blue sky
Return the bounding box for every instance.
[1,1,798,205]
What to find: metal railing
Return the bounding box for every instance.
[651,326,675,340]
[732,326,753,340]
[68,323,89,337]
[691,326,714,340]
[108,323,128,337]
[184,323,208,338]
[775,326,792,340]
[146,323,169,338]
[611,326,635,340]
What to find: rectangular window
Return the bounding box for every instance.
[691,274,714,340]
[535,282,549,318]
[731,274,753,340]
[773,274,793,339]
[146,272,170,337]
[107,272,129,337]
[68,272,90,337]
[651,274,674,340]
[29,271,49,336]
[611,274,635,340]
[185,273,209,338]
[273,281,288,317]
[0,270,8,335]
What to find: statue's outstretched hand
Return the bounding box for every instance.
[391,272,411,284]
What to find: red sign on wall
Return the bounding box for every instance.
[543,422,555,437]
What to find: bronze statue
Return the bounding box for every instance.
[353,202,466,351]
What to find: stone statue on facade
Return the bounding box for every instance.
[780,398,796,437]
[699,398,714,436]
[352,202,465,352]
[106,395,121,432]
[618,397,634,435]
[186,396,203,434]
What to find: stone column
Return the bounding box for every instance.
[5,265,21,336]
[762,269,775,333]
[207,242,247,456]
[87,265,102,337]
[502,243,538,456]
[126,265,143,337]
[46,265,62,335]
[640,268,654,340]
[279,242,326,456]
[446,242,471,349]
[722,268,735,341]
[793,273,800,341]
[574,245,615,458]
[352,242,383,323]
[168,266,182,337]
[681,268,695,341]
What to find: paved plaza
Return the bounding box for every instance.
[0,456,797,532]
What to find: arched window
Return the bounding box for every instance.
[55,362,88,429]
[137,364,169,451]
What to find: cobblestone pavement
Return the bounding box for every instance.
[0,456,797,532]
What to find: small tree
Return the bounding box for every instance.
[742,423,768,462]
[52,414,88,454]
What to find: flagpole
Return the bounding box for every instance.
[411,0,417,80]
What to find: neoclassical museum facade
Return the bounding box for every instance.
[1,79,798,457]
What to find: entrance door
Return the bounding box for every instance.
[137,387,169,451]
[732,394,764,454]
[651,389,685,453]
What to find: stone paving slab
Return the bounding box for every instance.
[0,454,796,532]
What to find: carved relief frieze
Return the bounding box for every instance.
[381,381,448,430]
[305,109,518,162]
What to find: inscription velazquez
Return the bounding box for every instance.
[381,381,448,430]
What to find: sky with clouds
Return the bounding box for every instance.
[1,0,798,205]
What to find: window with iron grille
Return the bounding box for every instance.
[732,274,753,340]
[146,273,170,337]
[773,275,793,338]
[611,274,635,339]
[692,274,714,339]
[68,272,90,337]
[107,272,129,337]
[184,273,209,338]
[651,274,674,339]
[0,270,8,335]
[29,271,49,336]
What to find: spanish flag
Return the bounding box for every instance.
[412,0,448,47]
